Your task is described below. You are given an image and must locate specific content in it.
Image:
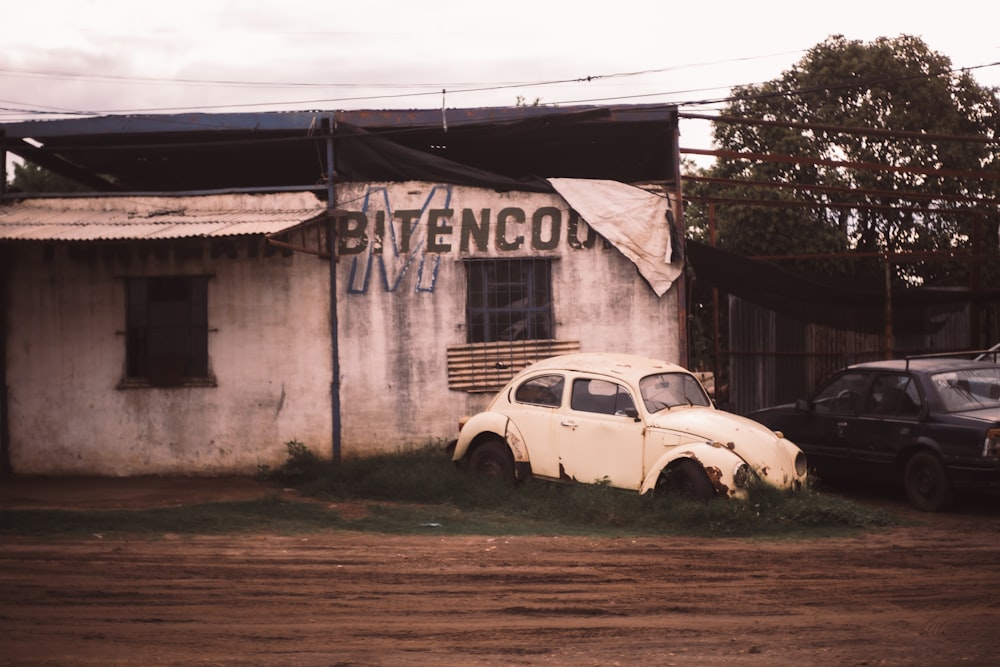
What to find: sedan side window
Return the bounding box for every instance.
[571,379,636,417]
[514,374,565,407]
[862,374,922,418]
[812,372,869,415]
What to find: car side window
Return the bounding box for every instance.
[862,374,922,418]
[514,374,565,407]
[571,378,636,417]
[812,372,869,415]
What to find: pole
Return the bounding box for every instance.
[709,203,721,401]
[671,116,688,368]
[884,252,894,358]
[324,117,342,464]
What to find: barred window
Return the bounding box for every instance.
[465,258,553,343]
[123,276,212,387]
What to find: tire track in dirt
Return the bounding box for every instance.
[2,523,1000,666]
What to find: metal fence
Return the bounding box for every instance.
[725,296,995,415]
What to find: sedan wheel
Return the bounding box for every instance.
[903,451,953,512]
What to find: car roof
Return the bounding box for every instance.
[521,352,687,383]
[848,357,1000,374]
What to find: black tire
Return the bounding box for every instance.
[904,451,954,512]
[469,439,516,484]
[659,459,716,501]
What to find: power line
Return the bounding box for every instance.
[682,146,1000,181]
[0,56,995,120]
[0,51,812,118]
[0,49,805,91]
[680,112,995,144]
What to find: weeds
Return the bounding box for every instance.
[257,441,898,537]
[1,441,898,539]
[257,439,320,481]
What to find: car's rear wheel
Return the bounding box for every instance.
[658,459,716,501]
[469,439,516,484]
[904,451,953,512]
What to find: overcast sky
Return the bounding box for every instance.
[1,0,998,159]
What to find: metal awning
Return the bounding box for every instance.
[0,192,327,241]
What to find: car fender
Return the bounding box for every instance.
[640,441,748,498]
[648,408,807,490]
[895,434,944,468]
[452,412,530,464]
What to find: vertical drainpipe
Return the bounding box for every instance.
[1,131,6,200]
[0,134,9,476]
[0,245,9,477]
[671,113,689,369]
[325,117,342,464]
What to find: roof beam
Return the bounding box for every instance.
[5,137,120,191]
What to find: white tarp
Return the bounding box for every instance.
[548,178,682,297]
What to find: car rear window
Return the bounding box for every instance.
[931,368,1000,412]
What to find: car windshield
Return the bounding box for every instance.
[931,367,1000,412]
[639,372,711,413]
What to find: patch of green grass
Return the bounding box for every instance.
[257,441,899,538]
[1,443,899,539]
[0,497,350,538]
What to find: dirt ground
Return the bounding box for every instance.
[2,477,1000,666]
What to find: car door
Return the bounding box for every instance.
[847,373,924,480]
[553,376,646,490]
[791,370,873,478]
[505,373,566,480]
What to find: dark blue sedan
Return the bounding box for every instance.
[746,357,1000,511]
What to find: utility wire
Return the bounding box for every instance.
[0,50,803,90]
[0,58,995,120]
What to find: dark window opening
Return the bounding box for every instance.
[571,378,637,416]
[863,374,922,417]
[514,374,565,407]
[124,276,211,387]
[465,258,553,343]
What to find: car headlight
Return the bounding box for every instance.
[733,462,754,488]
[984,429,1000,458]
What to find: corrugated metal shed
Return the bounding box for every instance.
[0,192,327,241]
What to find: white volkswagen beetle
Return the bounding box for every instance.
[452,353,807,499]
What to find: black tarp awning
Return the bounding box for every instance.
[1,105,678,194]
[333,123,552,192]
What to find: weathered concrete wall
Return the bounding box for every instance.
[5,239,332,475]
[4,181,681,474]
[333,182,680,455]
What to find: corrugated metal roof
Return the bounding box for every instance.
[0,192,327,241]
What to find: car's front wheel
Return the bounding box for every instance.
[469,438,516,484]
[904,451,953,512]
[657,459,716,501]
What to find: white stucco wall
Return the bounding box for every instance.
[3,181,682,474]
[5,239,332,475]
[333,182,680,455]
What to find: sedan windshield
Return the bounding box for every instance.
[931,368,1000,412]
[639,372,711,413]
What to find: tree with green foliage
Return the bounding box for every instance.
[686,35,1000,287]
[7,161,93,193]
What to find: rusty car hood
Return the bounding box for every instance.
[648,406,803,481]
